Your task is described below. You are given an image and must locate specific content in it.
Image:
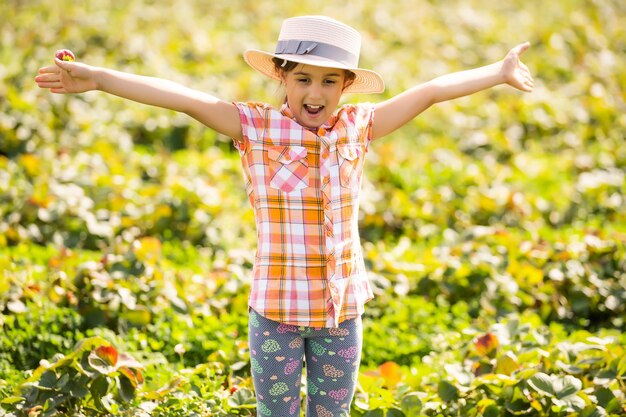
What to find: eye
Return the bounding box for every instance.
[324,79,337,85]
[297,78,310,84]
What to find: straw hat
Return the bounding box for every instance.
[244,15,385,94]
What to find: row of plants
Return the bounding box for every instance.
[2,0,626,415]
[2,239,625,415]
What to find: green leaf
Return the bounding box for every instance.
[527,372,554,396]
[495,352,519,375]
[118,366,143,389]
[230,361,248,371]
[400,393,422,417]
[118,374,136,402]
[63,377,90,398]
[594,387,615,409]
[483,404,501,417]
[98,392,116,413]
[354,398,370,411]
[556,360,584,375]
[72,337,114,356]
[553,375,582,399]
[580,405,605,417]
[90,376,110,399]
[88,351,116,375]
[617,353,626,376]
[552,394,585,412]
[505,398,533,415]
[121,306,152,326]
[227,388,256,408]
[364,410,385,417]
[141,377,184,400]
[437,380,459,402]
[603,397,622,414]
[38,370,58,389]
[505,387,533,415]
[55,372,70,389]
[0,396,24,405]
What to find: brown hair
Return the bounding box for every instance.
[272,58,357,91]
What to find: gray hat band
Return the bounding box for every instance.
[275,39,358,67]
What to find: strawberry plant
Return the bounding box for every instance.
[3,337,143,416]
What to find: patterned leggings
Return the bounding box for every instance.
[248,309,363,417]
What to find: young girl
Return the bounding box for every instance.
[35,15,533,417]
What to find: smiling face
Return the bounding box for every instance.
[280,64,349,129]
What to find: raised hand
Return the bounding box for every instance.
[501,42,534,92]
[34,57,98,94]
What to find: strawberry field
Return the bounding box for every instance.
[1,1,625,416]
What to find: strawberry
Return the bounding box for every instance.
[55,49,75,62]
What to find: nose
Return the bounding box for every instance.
[307,82,323,100]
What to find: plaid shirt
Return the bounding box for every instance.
[233,101,375,327]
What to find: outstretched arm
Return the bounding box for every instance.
[372,42,534,140]
[35,58,242,141]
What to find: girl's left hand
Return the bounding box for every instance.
[501,42,534,92]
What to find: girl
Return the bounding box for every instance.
[35,15,533,417]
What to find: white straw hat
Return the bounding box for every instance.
[244,15,385,94]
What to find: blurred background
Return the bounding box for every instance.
[1,0,625,416]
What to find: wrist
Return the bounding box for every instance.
[493,61,507,85]
[92,67,107,91]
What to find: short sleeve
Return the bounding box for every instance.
[232,102,270,155]
[341,103,376,151]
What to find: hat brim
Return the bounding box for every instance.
[244,49,385,94]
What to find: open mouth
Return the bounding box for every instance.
[304,104,324,115]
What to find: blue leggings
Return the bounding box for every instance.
[248,309,363,417]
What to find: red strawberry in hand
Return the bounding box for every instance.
[55,49,75,62]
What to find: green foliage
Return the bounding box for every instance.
[2,337,143,416]
[364,229,626,329]
[2,0,626,416]
[354,315,626,416]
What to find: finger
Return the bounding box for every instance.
[34,73,60,83]
[38,65,60,74]
[522,74,532,86]
[36,80,64,89]
[513,41,531,56]
[54,57,76,73]
[524,79,534,90]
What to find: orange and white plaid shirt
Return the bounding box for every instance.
[233,101,375,327]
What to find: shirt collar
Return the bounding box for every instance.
[280,102,337,133]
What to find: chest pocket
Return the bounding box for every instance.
[337,143,363,189]
[268,145,309,193]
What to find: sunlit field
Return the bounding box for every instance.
[1,1,625,415]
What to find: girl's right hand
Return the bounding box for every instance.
[35,58,98,94]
